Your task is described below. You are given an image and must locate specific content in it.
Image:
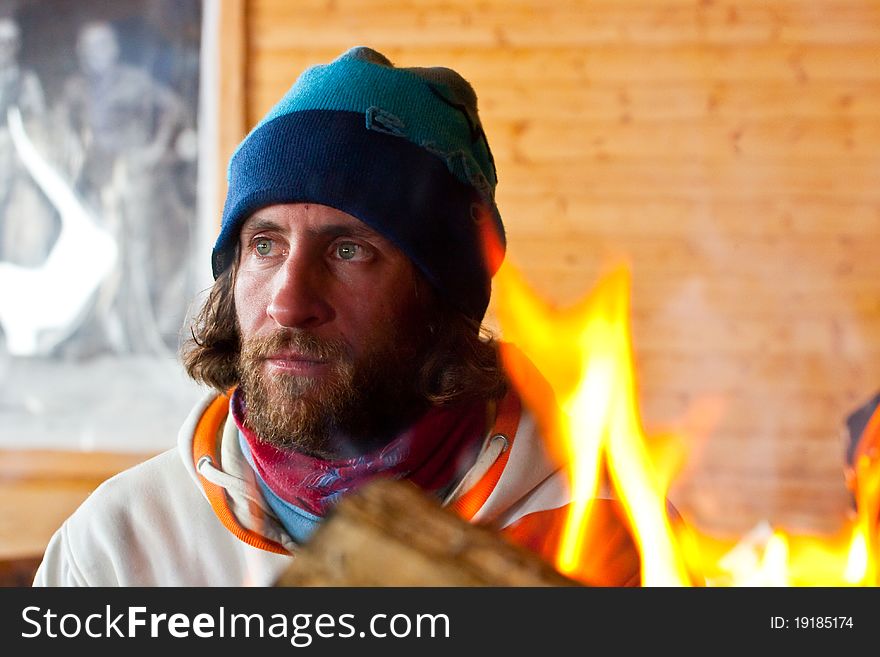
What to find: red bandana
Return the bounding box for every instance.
[231,388,487,517]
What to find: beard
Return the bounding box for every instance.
[237,326,428,459]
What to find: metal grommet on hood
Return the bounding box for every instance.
[490,433,509,453]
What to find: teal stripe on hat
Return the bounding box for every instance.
[230,46,498,198]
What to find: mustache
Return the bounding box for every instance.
[239,329,350,363]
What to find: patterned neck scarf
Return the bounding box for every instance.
[231,388,487,517]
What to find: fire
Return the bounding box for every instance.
[491,259,880,586]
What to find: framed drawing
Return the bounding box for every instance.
[0,0,214,452]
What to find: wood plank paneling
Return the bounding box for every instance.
[218,0,249,198]
[0,450,156,563]
[232,0,880,538]
[496,196,880,237]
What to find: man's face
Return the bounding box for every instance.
[234,203,431,457]
[77,25,119,76]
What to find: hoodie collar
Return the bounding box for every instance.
[179,385,557,554]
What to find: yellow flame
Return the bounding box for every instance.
[758,533,791,587]
[493,259,879,586]
[494,261,689,585]
[845,533,868,584]
[846,452,880,585]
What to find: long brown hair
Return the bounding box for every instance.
[180,256,508,406]
[181,260,240,391]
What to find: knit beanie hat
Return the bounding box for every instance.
[214,46,505,322]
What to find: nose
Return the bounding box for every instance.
[266,253,334,329]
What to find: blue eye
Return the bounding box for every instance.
[336,242,360,260]
[255,238,272,256]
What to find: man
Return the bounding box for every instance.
[57,20,192,355]
[34,47,638,586]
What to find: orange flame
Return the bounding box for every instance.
[492,258,879,586]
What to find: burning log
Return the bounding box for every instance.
[275,478,582,587]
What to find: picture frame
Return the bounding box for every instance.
[0,0,214,452]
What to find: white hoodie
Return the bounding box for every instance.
[33,389,568,586]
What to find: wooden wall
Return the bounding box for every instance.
[220,0,880,537]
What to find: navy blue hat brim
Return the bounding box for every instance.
[215,110,505,321]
